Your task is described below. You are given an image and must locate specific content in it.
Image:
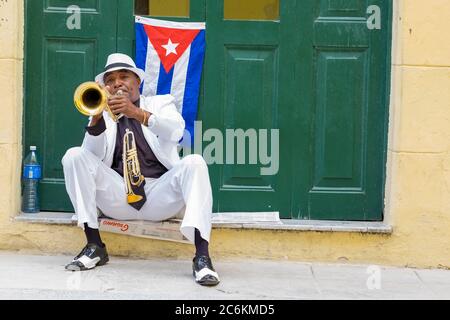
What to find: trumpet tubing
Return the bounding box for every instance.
[123,128,145,204]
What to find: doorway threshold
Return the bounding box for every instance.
[15,212,392,234]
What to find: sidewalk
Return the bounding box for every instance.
[0,251,449,300]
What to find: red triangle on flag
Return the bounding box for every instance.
[144,25,200,73]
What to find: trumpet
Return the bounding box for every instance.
[123,128,145,204]
[73,81,124,122]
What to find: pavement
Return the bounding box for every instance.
[0,251,449,300]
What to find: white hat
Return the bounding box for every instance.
[95,53,146,85]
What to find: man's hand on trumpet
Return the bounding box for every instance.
[88,84,142,125]
[107,91,141,120]
[88,69,151,126]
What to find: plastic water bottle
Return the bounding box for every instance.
[21,146,41,213]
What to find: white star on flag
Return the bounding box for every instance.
[161,38,179,56]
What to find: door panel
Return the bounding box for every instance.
[314,50,366,189]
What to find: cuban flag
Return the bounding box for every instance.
[135,16,206,147]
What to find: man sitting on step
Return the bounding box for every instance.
[62,53,219,286]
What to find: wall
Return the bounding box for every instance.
[0,0,23,239]
[0,0,449,269]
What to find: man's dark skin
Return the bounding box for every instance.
[90,69,151,127]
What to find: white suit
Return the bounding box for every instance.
[62,94,213,243]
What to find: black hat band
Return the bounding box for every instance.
[104,62,135,72]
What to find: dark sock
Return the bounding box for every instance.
[84,223,104,247]
[195,228,209,257]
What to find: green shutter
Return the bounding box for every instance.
[204,0,391,220]
[23,0,205,212]
[291,0,391,220]
[202,1,295,216]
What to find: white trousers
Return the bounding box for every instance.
[61,147,213,243]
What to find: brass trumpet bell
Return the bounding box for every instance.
[74,82,107,116]
[73,81,122,122]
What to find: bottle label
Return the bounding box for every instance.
[23,164,41,179]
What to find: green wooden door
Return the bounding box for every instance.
[290,0,392,220]
[203,0,391,220]
[25,0,391,220]
[24,0,134,211]
[203,1,296,216]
